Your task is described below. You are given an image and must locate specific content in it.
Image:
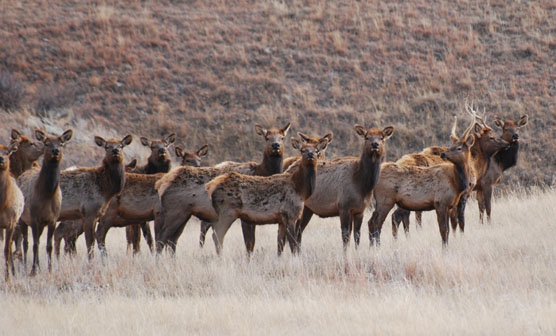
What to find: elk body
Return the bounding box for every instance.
[206,138,328,255]
[291,125,394,250]
[474,115,528,223]
[17,129,73,275]
[368,121,476,246]
[0,142,24,280]
[53,159,140,257]
[198,123,290,250]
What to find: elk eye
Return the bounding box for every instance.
[457,147,462,151]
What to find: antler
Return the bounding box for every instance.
[465,102,489,130]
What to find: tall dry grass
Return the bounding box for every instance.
[0,188,554,335]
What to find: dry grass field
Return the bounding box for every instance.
[0,188,554,335]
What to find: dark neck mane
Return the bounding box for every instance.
[494,142,519,171]
[99,158,125,200]
[355,151,381,196]
[0,170,9,208]
[453,162,470,194]
[257,154,283,176]
[291,161,317,199]
[145,158,171,174]
[38,158,60,195]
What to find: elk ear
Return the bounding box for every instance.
[465,135,475,148]
[474,123,483,135]
[382,126,395,139]
[494,118,504,128]
[316,138,329,152]
[8,141,19,154]
[94,136,106,147]
[174,146,184,158]
[197,144,209,157]
[11,129,22,142]
[35,129,47,142]
[164,133,176,146]
[323,132,334,143]
[59,129,73,144]
[291,137,302,151]
[121,134,133,147]
[140,137,151,147]
[354,125,366,138]
[298,132,311,142]
[126,159,137,169]
[255,124,267,136]
[281,122,291,135]
[518,115,528,127]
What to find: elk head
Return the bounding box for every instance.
[0,142,18,172]
[354,125,394,157]
[255,122,290,157]
[291,137,329,165]
[10,129,44,164]
[298,132,333,159]
[140,133,176,164]
[35,129,73,164]
[494,115,528,144]
[95,134,133,165]
[441,120,475,166]
[473,123,509,157]
[175,144,208,167]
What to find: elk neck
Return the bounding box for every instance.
[494,142,519,171]
[0,169,10,208]
[355,150,382,196]
[291,158,317,200]
[257,152,284,176]
[38,157,61,196]
[452,160,470,194]
[100,157,126,199]
[145,158,171,174]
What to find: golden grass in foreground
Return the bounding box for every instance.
[1,189,555,335]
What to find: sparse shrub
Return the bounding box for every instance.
[35,83,75,116]
[0,71,25,111]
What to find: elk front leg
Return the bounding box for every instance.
[435,206,450,246]
[82,217,97,260]
[368,201,394,246]
[126,224,141,254]
[46,224,55,271]
[30,223,45,276]
[241,220,256,255]
[353,212,364,248]
[483,186,493,224]
[140,221,154,253]
[295,207,314,249]
[415,211,423,227]
[456,194,468,232]
[339,209,353,250]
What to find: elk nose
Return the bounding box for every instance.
[440,152,446,159]
[112,148,120,155]
[52,148,60,156]
[371,142,379,149]
[271,143,280,150]
[158,148,166,154]
[512,134,519,141]
[307,152,315,159]
[0,157,4,164]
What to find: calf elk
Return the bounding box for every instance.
[206,137,328,255]
[292,125,394,250]
[17,129,73,275]
[368,119,476,246]
[0,142,24,280]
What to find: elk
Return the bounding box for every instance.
[282,132,333,171]
[53,159,140,257]
[0,129,43,243]
[131,133,176,174]
[368,119,476,246]
[155,122,291,254]
[475,115,528,223]
[198,123,290,250]
[206,137,328,255]
[0,141,24,280]
[17,129,73,275]
[291,125,394,250]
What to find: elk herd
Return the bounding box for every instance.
[0,105,528,280]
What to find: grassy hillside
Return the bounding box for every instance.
[0,188,555,334]
[1,0,555,188]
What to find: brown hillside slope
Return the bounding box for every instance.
[1,0,555,188]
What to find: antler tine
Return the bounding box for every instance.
[451,115,458,139]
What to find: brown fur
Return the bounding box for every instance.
[175,144,208,167]
[199,123,290,251]
[206,138,327,255]
[368,121,476,246]
[131,133,176,174]
[17,129,73,275]
[8,129,44,178]
[476,115,528,223]
[18,134,133,262]
[0,142,24,280]
[282,132,333,171]
[292,125,394,250]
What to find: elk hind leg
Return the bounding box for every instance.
[241,220,256,255]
